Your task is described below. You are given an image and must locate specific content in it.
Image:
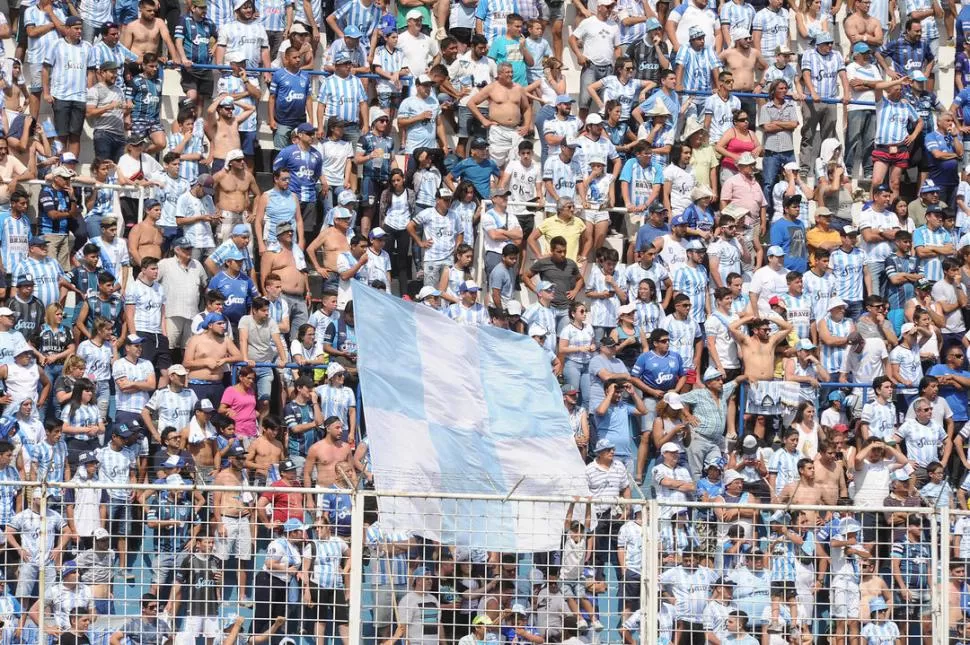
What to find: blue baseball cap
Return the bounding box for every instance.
[144,198,161,210]
[645,17,662,31]
[767,245,785,257]
[555,94,574,105]
[222,246,245,263]
[201,312,227,329]
[62,561,78,577]
[295,122,315,134]
[283,518,305,532]
[28,236,48,247]
[670,214,688,227]
[815,32,834,45]
[535,280,555,292]
[828,390,844,402]
[231,224,251,237]
[334,52,352,65]
[343,25,363,39]
[851,42,871,55]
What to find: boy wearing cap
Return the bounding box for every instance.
[447,279,490,327]
[42,16,93,159]
[206,224,255,280]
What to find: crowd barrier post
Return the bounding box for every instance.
[939,506,952,640]
[645,499,659,645]
[348,487,367,645]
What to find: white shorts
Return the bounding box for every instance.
[25,61,42,93]
[831,576,860,619]
[218,211,245,245]
[488,125,523,168]
[177,616,221,643]
[214,514,253,561]
[584,208,610,224]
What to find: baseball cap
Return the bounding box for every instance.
[920,180,941,194]
[228,444,246,457]
[841,225,860,236]
[594,438,615,453]
[585,113,604,126]
[231,224,251,237]
[283,518,305,532]
[661,441,681,453]
[343,25,363,38]
[405,8,423,19]
[168,364,188,376]
[60,152,78,164]
[65,16,81,26]
[79,451,99,465]
[555,94,574,105]
[195,398,215,412]
[723,469,743,485]
[125,334,145,345]
[702,366,724,381]
[50,166,75,179]
[852,42,871,54]
[561,383,579,396]
[417,73,434,85]
[528,324,548,337]
[295,122,315,134]
[671,213,689,227]
[459,280,481,293]
[222,246,245,263]
[815,32,834,44]
[226,50,247,64]
[338,189,358,205]
[93,528,109,540]
[280,458,297,472]
[416,286,441,301]
[767,245,785,256]
[192,174,216,195]
[99,60,120,71]
[535,280,555,292]
[901,322,918,335]
[289,22,308,34]
[470,137,488,149]
[796,339,816,351]
[663,392,684,410]
[225,149,245,163]
[506,301,522,316]
[369,227,387,239]
[688,26,705,39]
[15,275,32,286]
[276,223,294,236]
[645,16,662,30]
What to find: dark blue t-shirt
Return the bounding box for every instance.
[270,68,312,127]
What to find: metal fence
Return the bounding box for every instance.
[0,476,959,644]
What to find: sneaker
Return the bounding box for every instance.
[577,618,588,630]
[592,619,604,631]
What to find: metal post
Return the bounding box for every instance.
[639,500,647,645]
[37,489,47,642]
[348,488,366,645]
[930,510,939,643]
[645,500,659,645]
[940,507,951,641]
[137,186,146,225]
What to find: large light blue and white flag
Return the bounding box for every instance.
[352,283,590,552]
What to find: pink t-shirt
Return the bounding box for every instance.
[221,386,258,438]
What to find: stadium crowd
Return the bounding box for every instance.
[0,0,964,641]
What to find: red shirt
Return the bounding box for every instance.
[261,478,305,524]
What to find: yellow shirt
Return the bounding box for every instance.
[537,216,587,261]
[806,226,840,265]
[690,145,718,188]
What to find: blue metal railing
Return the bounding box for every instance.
[680,88,877,107]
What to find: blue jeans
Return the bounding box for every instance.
[42,363,62,421]
[535,104,556,162]
[563,360,590,409]
[255,366,274,402]
[845,300,863,320]
[845,110,876,176]
[762,150,794,214]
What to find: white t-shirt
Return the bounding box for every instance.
[846,61,882,112]
[480,208,522,255]
[841,338,888,383]
[571,16,621,66]
[503,159,541,217]
[749,265,789,311]
[397,31,440,79]
[857,206,897,263]
[663,164,695,217]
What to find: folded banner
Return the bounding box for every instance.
[352,283,590,552]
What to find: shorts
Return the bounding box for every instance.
[450,26,473,45]
[217,210,246,244]
[179,68,214,97]
[53,99,86,137]
[215,514,253,561]
[488,124,523,167]
[376,90,401,110]
[306,586,350,625]
[25,61,42,93]
[559,580,583,599]
[872,145,910,169]
[137,331,172,371]
[255,366,274,402]
[131,118,164,138]
[177,616,221,644]
[584,208,609,224]
[165,316,193,349]
[541,1,565,21]
[621,571,642,610]
[106,498,131,536]
[457,105,487,139]
[152,551,178,585]
[423,260,450,287]
[240,130,257,157]
[831,576,860,619]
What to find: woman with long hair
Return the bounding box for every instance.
[410,148,443,211]
[438,243,475,307]
[378,168,417,295]
[638,392,690,485]
[663,142,696,218]
[535,57,568,159]
[794,0,830,56]
[603,100,637,158]
[219,365,259,443]
[61,377,103,465]
[448,180,481,246]
[791,401,823,458]
[558,301,596,408]
[890,196,914,232]
[587,56,648,126]
[37,303,75,421]
[610,304,642,371]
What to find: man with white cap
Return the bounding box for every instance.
[398,74,446,155]
[447,280,490,327]
[672,239,711,328]
[574,112,621,177]
[205,223,255,279]
[407,187,462,288]
[748,245,789,314]
[652,441,693,524]
[415,286,442,309]
[214,0,271,73]
[398,9,439,81]
[679,366,743,478]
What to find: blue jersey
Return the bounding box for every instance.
[38,186,72,235]
[880,35,934,76]
[272,144,323,203]
[631,350,684,391]
[127,73,162,123]
[321,488,353,536]
[270,68,311,127]
[174,16,216,64]
[206,271,259,325]
[448,157,501,199]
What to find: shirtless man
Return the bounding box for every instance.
[306,210,351,287]
[859,558,891,621]
[182,312,242,405]
[729,313,793,419]
[844,0,885,49]
[466,62,533,168]
[719,29,769,107]
[245,418,283,485]
[813,439,847,505]
[121,0,186,65]
[205,93,256,174]
[303,417,354,500]
[212,153,261,245]
[260,223,309,329]
[178,400,218,482]
[779,458,823,524]
[127,199,163,268]
[212,443,254,605]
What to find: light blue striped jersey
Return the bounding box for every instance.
[365,522,409,585]
[317,74,367,123]
[751,7,790,57]
[542,155,582,201]
[45,39,93,102]
[800,47,845,98]
[474,0,517,42]
[719,1,755,32]
[24,5,67,65]
[0,215,29,272]
[447,301,490,327]
[875,97,918,146]
[0,466,20,525]
[208,0,237,29]
[124,277,166,333]
[598,75,647,121]
[112,357,154,413]
[216,73,259,132]
[12,256,64,308]
[782,292,813,339]
[522,302,557,354]
[334,0,381,38]
[909,0,939,41]
[662,313,701,366]
[860,399,896,439]
[165,130,205,185]
[675,44,722,93]
[913,224,950,280]
[306,536,349,588]
[559,321,595,364]
[314,383,355,429]
[586,264,622,327]
[76,341,112,383]
[257,0,294,32]
[672,264,710,324]
[634,299,663,335]
[830,247,867,302]
[860,619,900,644]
